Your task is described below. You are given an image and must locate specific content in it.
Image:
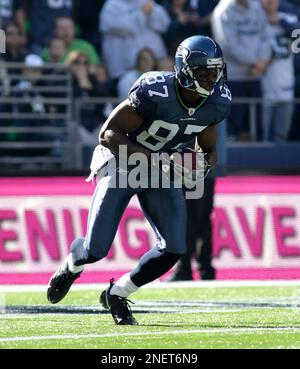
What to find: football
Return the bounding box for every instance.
[171,148,203,172]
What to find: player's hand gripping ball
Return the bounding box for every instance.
[158,148,212,186]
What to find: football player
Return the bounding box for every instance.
[47,35,232,325]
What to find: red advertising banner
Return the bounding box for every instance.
[0,176,300,284]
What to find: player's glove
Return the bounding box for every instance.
[151,152,179,182]
[152,150,214,186]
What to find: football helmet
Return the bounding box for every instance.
[175,35,227,97]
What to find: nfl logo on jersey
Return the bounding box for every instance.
[188,108,196,116]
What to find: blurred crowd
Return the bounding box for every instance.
[1,0,300,164]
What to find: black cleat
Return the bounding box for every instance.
[47,260,81,304]
[100,279,138,325]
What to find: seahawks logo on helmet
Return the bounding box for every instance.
[175,35,227,97]
[176,45,192,62]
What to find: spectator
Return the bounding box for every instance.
[45,38,69,118]
[100,0,170,80]
[66,51,102,98]
[15,55,46,114]
[0,22,28,144]
[1,22,27,63]
[117,48,158,99]
[212,0,271,141]
[43,17,100,68]
[163,0,219,56]
[188,0,220,37]
[0,22,28,96]
[261,0,299,142]
[0,0,23,29]
[65,51,104,146]
[163,0,197,56]
[20,0,74,54]
[12,54,54,159]
[48,38,67,64]
[66,52,112,165]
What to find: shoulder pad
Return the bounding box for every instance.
[209,83,232,125]
[216,83,232,103]
[128,72,173,118]
[128,73,157,119]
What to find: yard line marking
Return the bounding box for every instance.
[2,299,300,317]
[0,309,245,318]
[1,302,248,316]
[1,327,300,343]
[1,297,300,318]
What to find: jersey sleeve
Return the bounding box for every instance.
[128,75,157,120]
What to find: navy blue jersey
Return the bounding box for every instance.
[128,71,231,153]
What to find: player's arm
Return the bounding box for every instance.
[99,99,151,158]
[196,125,218,167]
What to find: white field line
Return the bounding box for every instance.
[0,310,246,319]
[1,327,300,343]
[1,280,300,293]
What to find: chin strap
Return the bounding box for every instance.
[193,79,214,97]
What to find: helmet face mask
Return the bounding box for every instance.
[175,36,227,97]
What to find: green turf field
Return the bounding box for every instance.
[1,282,300,349]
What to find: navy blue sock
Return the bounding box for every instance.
[130,247,183,287]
